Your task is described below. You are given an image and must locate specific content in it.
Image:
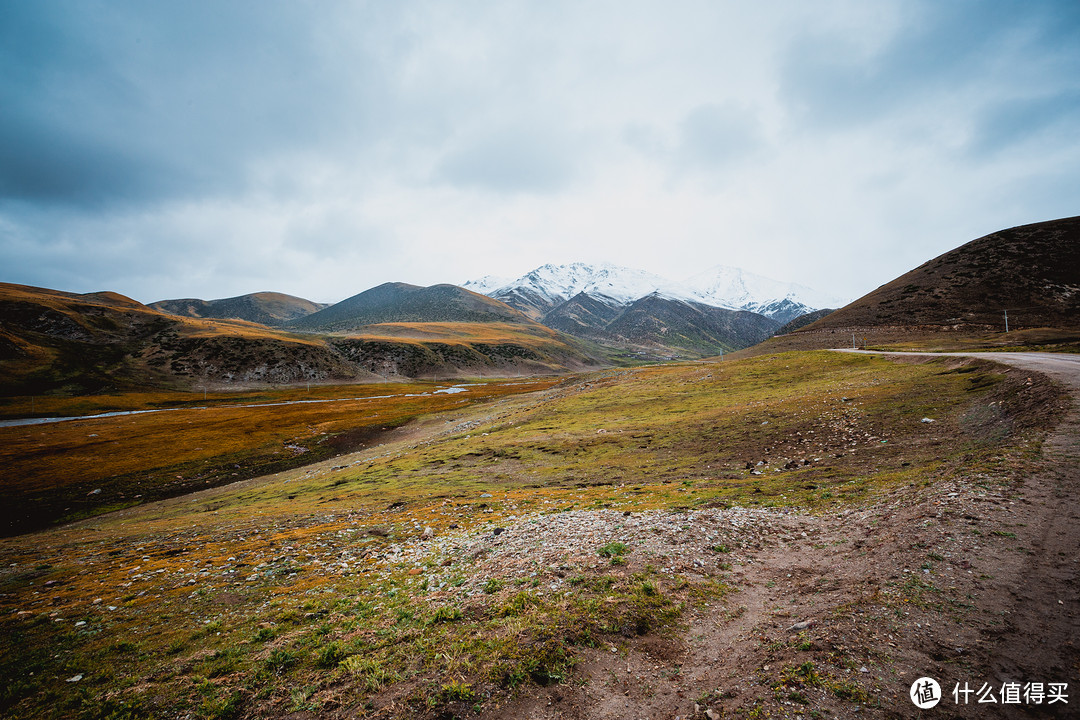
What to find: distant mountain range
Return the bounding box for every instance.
[9,217,1073,394]
[142,264,840,362]
[462,262,843,357]
[465,262,845,325]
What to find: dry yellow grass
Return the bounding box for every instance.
[0,379,559,534]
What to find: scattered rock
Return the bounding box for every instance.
[786,620,814,632]
[66,674,83,683]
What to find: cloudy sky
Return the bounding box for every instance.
[2,1,1078,305]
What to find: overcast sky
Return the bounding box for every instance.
[2,1,1078,305]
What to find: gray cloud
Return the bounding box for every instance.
[435,127,580,194]
[779,1,1080,133]
[0,1,396,207]
[1,1,1079,305]
[966,92,1080,158]
[675,103,764,173]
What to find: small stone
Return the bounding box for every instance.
[786,620,814,632]
[706,710,720,720]
[407,568,422,576]
[480,493,493,498]
[493,528,505,536]
[66,674,83,683]
[859,666,869,673]
[921,417,935,423]
[422,526,435,539]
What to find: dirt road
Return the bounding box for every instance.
[487,351,1079,719]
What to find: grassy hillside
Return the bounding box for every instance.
[291,284,526,332]
[0,350,1061,719]
[0,283,608,393]
[744,216,1080,354]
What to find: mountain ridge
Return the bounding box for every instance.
[289,283,529,333]
[151,291,326,326]
[464,261,845,325]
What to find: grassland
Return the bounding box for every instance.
[0,379,558,535]
[0,351,1064,719]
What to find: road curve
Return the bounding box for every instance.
[838,347,1080,698]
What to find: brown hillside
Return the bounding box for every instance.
[0,282,608,394]
[151,291,326,326]
[814,215,1080,330]
[0,282,369,394]
[747,216,1080,354]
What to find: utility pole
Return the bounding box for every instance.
[852,333,856,349]
[1004,309,1009,333]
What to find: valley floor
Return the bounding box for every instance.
[0,351,1076,719]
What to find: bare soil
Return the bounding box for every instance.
[479,351,1080,719]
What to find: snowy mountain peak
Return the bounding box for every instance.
[466,262,846,324]
[461,275,512,295]
[488,262,695,307]
[682,264,846,313]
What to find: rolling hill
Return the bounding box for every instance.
[150,291,326,326]
[0,283,371,394]
[0,281,607,395]
[288,283,607,377]
[748,216,1080,353]
[290,283,526,332]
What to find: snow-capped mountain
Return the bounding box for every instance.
[489,263,695,306]
[682,264,847,318]
[461,275,513,295]
[466,262,846,324]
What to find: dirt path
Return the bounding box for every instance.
[485,351,1080,719]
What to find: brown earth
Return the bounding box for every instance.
[476,351,1080,719]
